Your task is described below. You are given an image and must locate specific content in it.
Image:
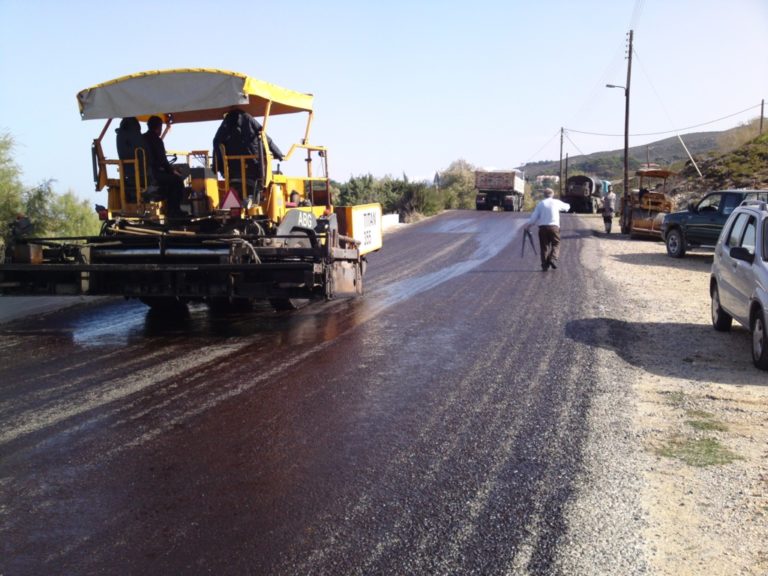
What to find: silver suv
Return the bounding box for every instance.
[710,200,768,369]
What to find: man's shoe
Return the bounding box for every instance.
[541,263,549,271]
[550,261,558,269]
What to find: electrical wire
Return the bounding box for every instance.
[523,128,562,166]
[629,0,645,35]
[633,47,679,134]
[534,2,644,160]
[563,131,588,158]
[566,102,763,137]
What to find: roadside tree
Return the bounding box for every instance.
[437,159,476,209]
[0,133,24,242]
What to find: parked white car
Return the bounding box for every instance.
[710,200,768,369]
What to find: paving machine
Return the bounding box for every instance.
[0,69,382,310]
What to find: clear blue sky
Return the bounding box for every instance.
[1,0,766,201]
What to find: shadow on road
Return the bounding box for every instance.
[608,248,713,271]
[565,317,763,386]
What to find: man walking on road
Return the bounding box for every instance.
[524,188,570,271]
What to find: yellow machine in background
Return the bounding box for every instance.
[1,69,382,309]
[619,167,676,238]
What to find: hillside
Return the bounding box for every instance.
[521,118,765,185]
[521,119,768,208]
[672,131,768,200]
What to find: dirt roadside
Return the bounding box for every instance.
[588,215,768,575]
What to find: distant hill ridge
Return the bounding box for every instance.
[521,119,759,180]
[522,118,767,199]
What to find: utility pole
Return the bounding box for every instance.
[622,29,633,233]
[761,99,764,135]
[559,127,564,197]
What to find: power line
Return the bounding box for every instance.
[561,1,644,146]
[566,102,763,137]
[630,0,644,28]
[523,128,562,166]
[563,131,588,158]
[632,47,678,133]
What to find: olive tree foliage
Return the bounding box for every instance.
[22,180,54,235]
[435,159,476,209]
[49,190,102,237]
[0,134,100,242]
[0,133,24,242]
[336,173,439,217]
[331,159,478,220]
[22,180,100,237]
[396,179,441,218]
[335,174,401,213]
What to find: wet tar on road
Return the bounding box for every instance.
[0,211,604,575]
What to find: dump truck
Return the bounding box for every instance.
[563,174,610,213]
[618,167,676,238]
[0,69,382,311]
[474,169,525,211]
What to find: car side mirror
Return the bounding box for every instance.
[687,201,697,212]
[730,246,755,264]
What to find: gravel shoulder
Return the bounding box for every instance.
[565,215,768,575]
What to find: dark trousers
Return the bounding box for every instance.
[538,225,561,268]
[154,172,184,214]
[603,213,613,233]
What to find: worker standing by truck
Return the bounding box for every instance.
[524,188,570,271]
[603,187,617,234]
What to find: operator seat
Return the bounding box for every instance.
[212,109,284,203]
[115,117,145,203]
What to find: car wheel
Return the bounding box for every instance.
[751,309,768,370]
[665,228,686,258]
[711,284,732,331]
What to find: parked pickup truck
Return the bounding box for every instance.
[661,189,768,257]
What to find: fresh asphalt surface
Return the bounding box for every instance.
[0,211,604,575]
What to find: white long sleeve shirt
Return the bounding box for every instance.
[526,197,571,227]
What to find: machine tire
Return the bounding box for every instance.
[665,228,686,258]
[710,284,733,331]
[752,309,768,370]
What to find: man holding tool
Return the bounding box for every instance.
[523,188,570,271]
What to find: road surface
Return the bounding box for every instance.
[0,211,606,575]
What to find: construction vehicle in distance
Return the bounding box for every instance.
[618,166,676,238]
[0,69,382,311]
[474,169,525,211]
[562,174,611,213]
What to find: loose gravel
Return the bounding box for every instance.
[556,216,768,576]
